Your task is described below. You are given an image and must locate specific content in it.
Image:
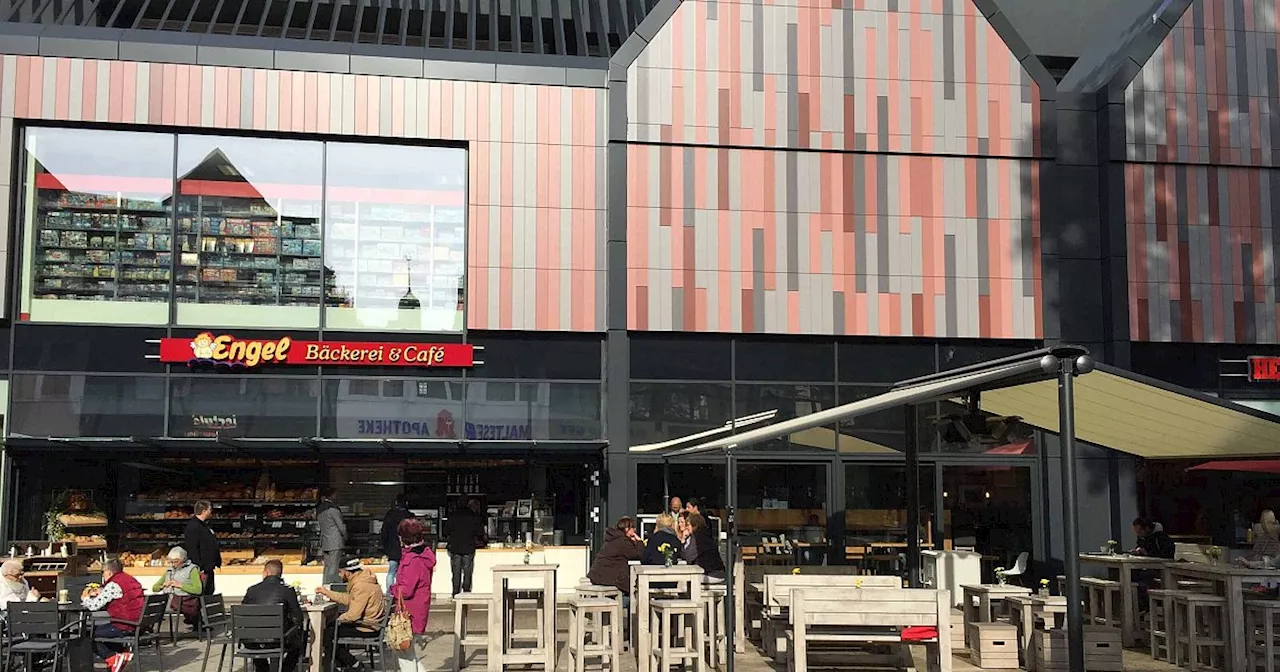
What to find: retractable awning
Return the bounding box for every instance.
[978,364,1280,460]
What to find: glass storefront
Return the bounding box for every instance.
[19,128,466,331]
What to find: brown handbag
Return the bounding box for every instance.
[384,592,414,652]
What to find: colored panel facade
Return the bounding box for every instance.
[1124,0,1280,342]
[625,0,1045,337]
[0,56,606,332]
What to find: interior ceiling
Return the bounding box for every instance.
[979,365,1280,460]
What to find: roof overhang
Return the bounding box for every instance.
[979,364,1280,460]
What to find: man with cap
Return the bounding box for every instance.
[316,557,385,672]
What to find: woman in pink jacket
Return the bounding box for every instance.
[390,517,437,671]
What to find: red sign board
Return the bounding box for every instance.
[159,332,476,369]
[1249,356,1280,382]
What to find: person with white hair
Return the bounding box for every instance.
[0,559,39,606]
[153,546,202,626]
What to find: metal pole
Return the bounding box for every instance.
[1058,359,1086,672]
[663,457,670,512]
[724,449,737,672]
[905,404,921,588]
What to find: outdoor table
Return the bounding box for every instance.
[1161,561,1280,670]
[960,584,1029,647]
[489,564,557,672]
[303,601,337,672]
[1006,594,1065,659]
[629,565,702,672]
[1078,552,1168,647]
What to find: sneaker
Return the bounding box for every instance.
[109,652,133,672]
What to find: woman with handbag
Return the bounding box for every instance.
[387,517,437,671]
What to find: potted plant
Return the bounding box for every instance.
[658,542,676,567]
[1039,578,1051,597]
[1106,540,1118,556]
[1206,546,1223,565]
[994,567,1008,585]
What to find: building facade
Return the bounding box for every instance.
[0,0,1267,567]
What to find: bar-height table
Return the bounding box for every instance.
[303,601,337,672]
[489,564,558,672]
[629,565,703,672]
[1005,594,1066,661]
[1162,561,1280,671]
[960,584,1030,647]
[1077,553,1168,647]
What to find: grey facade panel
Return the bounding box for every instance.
[39,36,119,60]
[564,67,607,88]
[495,64,566,86]
[118,40,198,65]
[197,45,275,68]
[350,55,425,78]
[422,59,498,82]
[274,49,350,74]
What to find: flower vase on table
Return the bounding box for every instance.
[1038,579,1050,597]
[1206,546,1222,565]
[995,567,1008,585]
[658,542,675,568]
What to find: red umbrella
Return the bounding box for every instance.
[984,440,1034,455]
[1187,460,1280,475]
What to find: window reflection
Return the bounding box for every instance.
[320,378,463,439]
[734,384,836,452]
[629,382,733,444]
[844,463,936,568]
[174,136,323,327]
[169,377,319,438]
[464,381,601,441]
[324,143,467,332]
[22,128,174,324]
[10,374,166,437]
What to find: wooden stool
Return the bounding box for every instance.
[1080,577,1121,628]
[575,585,621,655]
[1056,575,1066,597]
[1147,588,1179,663]
[452,593,490,671]
[1245,599,1280,672]
[1033,626,1122,672]
[650,599,706,672]
[700,583,726,669]
[567,596,622,672]
[1173,592,1228,672]
[968,622,1019,670]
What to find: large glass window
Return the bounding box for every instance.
[18,130,468,331]
[844,463,936,567]
[174,135,323,327]
[629,382,733,444]
[169,376,319,438]
[320,378,463,439]
[734,384,836,452]
[464,381,602,441]
[10,374,166,437]
[324,143,467,332]
[21,128,174,324]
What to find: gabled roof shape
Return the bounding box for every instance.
[1058,0,1192,95]
[1,0,663,59]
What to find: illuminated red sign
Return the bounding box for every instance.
[1249,356,1280,382]
[158,332,476,369]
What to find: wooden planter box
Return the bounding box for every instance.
[968,622,1019,669]
[1033,626,1123,672]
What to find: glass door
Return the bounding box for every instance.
[939,463,1037,582]
[737,461,831,565]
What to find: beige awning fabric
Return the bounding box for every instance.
[979,364,1280,459]
[670,357,1053,457]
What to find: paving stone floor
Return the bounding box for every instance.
[134,603,1184,672]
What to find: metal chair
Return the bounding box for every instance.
[92,594,168,672]
[4,602,70,672]
[197,595,231,672]
[230,604,295,672]
[166,595,202,645]
[329,595,391,672]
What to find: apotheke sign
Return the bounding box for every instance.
[157,332,478,369]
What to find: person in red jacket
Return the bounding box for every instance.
[82,558,145,672]
[390,518,437,671]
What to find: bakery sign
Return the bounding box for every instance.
[154,332,479,369]
[1248,356,1280,382]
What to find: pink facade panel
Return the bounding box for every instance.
[626,0,1044,337]
[1124,0,1280,342]
[0,56,606,331]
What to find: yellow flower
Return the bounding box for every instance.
[1040,579,1050,586]
[855,579,863,589]
[791,568,801,575]
[658,543,670,553]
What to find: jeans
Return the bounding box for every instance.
[386,560,399,589]
[451,553,475,596]
[331,624,378,669]
[93,624,132,660]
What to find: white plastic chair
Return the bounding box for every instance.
[996,552,1030,585]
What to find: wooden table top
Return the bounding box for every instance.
[1079,553,1168,566]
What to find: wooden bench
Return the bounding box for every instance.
[761,574,901,662]
[742,565,865,641]
[785,587,953,672]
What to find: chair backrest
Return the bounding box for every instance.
[139,594,169,633]
[1012,552,1030,573]
[231,604,286,646]
[8,601,61,637]
[1174,543,1211,564]
[59,574,97,601]
[789,587,948,629]
[200,594,230,636]
[379,594,393,631]
[764,574,900,606]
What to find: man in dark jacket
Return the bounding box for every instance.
[587,517,644,598]
[242,560,303,672]
[316,489,347,585]
[380,495,413,587]
[1132,517,1175,558]
[641,513,681,565]
[444,499,485,596]
[183,500,221,596]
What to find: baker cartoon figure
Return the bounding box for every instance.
[190,332,217,360]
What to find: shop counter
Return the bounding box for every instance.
[126,546,591,598]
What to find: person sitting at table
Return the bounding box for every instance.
[668,497,683,516]
[242,560,303,672]
[0,559,40,606]
[82,558,144,672]
[1130,517,1175,559]
[681,512,725,580]
[316,557,385,672]
[153,546,203,627]
[641,513,681,566]
[587,517,644,602]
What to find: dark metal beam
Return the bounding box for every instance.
[905,403,921,588]
[1055,352,1092,672]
